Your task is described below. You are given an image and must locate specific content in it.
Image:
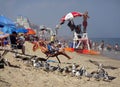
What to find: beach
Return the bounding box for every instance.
[0,42,120,87]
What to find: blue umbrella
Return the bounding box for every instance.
[0,15,15,27]
[16,28,28,33]
[1,25,16,34]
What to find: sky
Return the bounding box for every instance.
[0,0,120,38]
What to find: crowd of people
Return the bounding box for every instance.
[91,40,120,52]
[0,30,73,60]
[0,30,120,57]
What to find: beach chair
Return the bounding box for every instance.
[46,52,61,63]
[32,41,61,63]
[33,41,72,63]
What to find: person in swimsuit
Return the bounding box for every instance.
[82,11,90,33]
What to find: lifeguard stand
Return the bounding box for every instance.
[73,32,90,50]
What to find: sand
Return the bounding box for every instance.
[0,42,120,87]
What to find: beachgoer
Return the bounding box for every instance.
[50,35,56,43]
[67,20,75,31]
[33,40,72,59]
[0,37,8,46]
[18,34,25,46]
[114,43,119,51]
[100,40,104,51]
[75,24,82,34]
[75,24,82,39]
[3,37,9,46]
[47,41,56,54]
[106,44,112,51]
[10,32,25,54]
[82,11,90,33]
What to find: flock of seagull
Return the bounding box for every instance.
[1,54,115,82]
[29,57,113,82]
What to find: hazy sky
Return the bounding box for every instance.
[0,0,120,38]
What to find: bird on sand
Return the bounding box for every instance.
[84,71,93,81]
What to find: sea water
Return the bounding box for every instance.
[90,38,120,46]
[90,38,120,60]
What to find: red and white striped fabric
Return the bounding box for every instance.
[60,11,83,24]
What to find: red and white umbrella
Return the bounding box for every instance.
[60,11,83,24]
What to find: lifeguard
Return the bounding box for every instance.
[82,11,90,33]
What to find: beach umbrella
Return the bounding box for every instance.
[0,15,15,27]
[26,28,36,35]
[1,25,16,34]
[60,11,83,24]
[16,28,28,33]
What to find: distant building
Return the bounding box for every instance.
[16,16,39,31]
[16,16,54,39]
[16,16,31,29]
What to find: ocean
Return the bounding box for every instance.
[90,38,120,60]
[90,38,120,46]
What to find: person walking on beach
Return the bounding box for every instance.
[82,11,90,33]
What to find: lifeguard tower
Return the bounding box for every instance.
[56,11,100,54]
[73,32,90,50]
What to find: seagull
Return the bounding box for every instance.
[49,65,58,72]
[75,70,81,79]
[63,67,69,72]
[62,66,71,76]
[56,64,64,73]
[98,63,103,69]
[97,68,105,77]
[43,61,50,72]
[75,71,80,77]
[70,63,77,76]
[97,64,109,80]
[32,59,41,68]
[84,71,93,81]
[103,71,109,81]
[31,58,37,67]
[72,63,77,70]
[71,69,76,76]
[38,61,44,67]
[91,64,109,81]
[79,66,86,76]
[93,73,101,81]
